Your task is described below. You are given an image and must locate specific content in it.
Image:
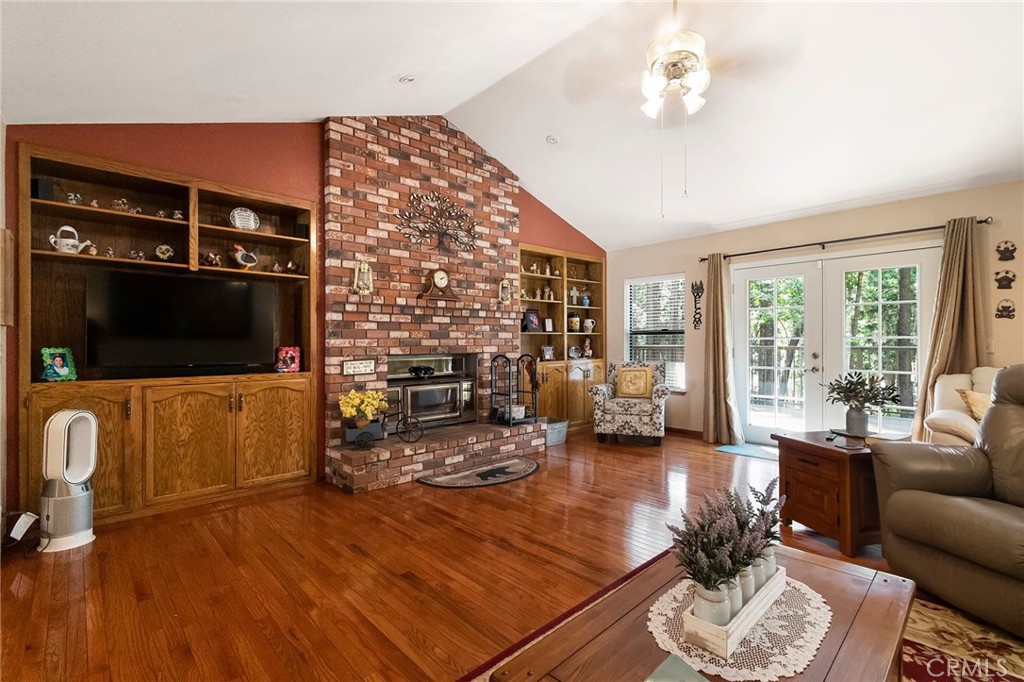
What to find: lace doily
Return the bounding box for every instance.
[647,577,832,682]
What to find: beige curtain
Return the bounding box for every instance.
[911,216,987,441]
[703,254,745,444]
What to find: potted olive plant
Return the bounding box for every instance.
[824,372,900,437]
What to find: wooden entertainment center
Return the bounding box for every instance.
[16,145,319,521]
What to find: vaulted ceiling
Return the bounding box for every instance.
[4,2,1022,250]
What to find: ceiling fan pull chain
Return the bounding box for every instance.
[660,101,666,218]
[682,106,689,199]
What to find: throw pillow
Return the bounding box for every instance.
[955,388,991,421]
[616,366,654,399]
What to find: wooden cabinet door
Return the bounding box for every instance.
[537,363,568,420]
[143,383,235,505]
[27,385,136,519]
[236,378,311,487]
[567,361,606,426]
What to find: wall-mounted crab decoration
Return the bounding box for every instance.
[995,299,1016,319]
[398,191,479,255]
[996,240,1016,261]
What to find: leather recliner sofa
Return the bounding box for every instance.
[871,364,1024,637]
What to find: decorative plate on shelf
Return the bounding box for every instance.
[229,207,260,231]
[568,345,582,359]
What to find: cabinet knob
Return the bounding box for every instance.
[124,399,131,420]
[238,394,245,412]
[228,395,234,412]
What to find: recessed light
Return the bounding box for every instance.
[545,135,559,145]
[398,75,416,83]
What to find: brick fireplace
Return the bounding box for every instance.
[323,115,543,492]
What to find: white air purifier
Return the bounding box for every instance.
[39,409,98,552]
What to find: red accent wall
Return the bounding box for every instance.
[4,123,323,507]
[518,188,604,258]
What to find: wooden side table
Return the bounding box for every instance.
[771,431,887,556]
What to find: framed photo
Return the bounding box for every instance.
[275,346,301,373]
[540,345,556,361]
[40,347,77,381]
[543,318,554,332]
[522,309,542,332]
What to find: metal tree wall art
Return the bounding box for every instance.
[398,191,479,255]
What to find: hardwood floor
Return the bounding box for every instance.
[1,432,885,681]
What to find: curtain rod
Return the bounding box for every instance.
[697,217,993,263]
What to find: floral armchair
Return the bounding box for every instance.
[588,361,671,445]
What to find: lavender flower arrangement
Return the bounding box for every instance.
[666,478,787,591]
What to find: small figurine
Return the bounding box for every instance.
[89,200,100,208]
[172,210,185,221]
[129,207,143,215]
[66,192,83,205]
[285,260,303,274]
[231,243,259,270]
[156,210,167,218]
[581,288,591,307]
[553,268,561,277]
[529,262,539,274]
[153,244,175,261]
[583,337,593,358]
[112,198,129,212]
[548,289,556,301]
[542,285,551,300]
[86,244,98,256]
[544,262,551,276]
[272,261,284,273]
[534,287,542,300]
[200,251,222,267]
[569,285,580,305]
[521,288,528,299]
[128,250,146,261]
[104,247,115,258]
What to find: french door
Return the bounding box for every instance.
[734,247,941,444]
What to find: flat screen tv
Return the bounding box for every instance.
[87,271,276,371]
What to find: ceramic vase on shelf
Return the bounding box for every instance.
[693,584,731,627]
[751,558,768,590]
[738,566,756,602]
[726,579,743,619]
[845,407,869,437]
[761,546,778,577]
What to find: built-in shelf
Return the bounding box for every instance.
[198,223,309,247]
[522,331,559,335]
[198,265,308,281]
[566,305,601,310]
[567,332,602,335]
[31,198,190,230]
[31,249,189,270]
[520,272,560,280]
[521,298,562,304]
[567,277,602,285]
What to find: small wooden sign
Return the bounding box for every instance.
[343,359,376,375]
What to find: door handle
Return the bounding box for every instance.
[124,399,131,420]
[238,394,245,412]
[228,395,234,412]
[803,366,820,373]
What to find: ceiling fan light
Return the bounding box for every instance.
[641,96,664,119]
[647,29,706,67]
[682,92,706,115]
[682,68,711,95]
[641,71,668,100]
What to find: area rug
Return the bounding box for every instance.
[902,598,1024,682]
[417,457,538,489]
[714,443,779,462]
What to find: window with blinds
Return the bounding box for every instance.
[627,276,686,389]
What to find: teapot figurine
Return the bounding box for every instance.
[48,226,93,254]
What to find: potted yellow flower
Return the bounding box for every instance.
[339,389,388,428]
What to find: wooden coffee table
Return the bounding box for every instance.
[772,431,894,556]
[488,546,914,682]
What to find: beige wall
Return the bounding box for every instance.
[608,181,1024,433]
